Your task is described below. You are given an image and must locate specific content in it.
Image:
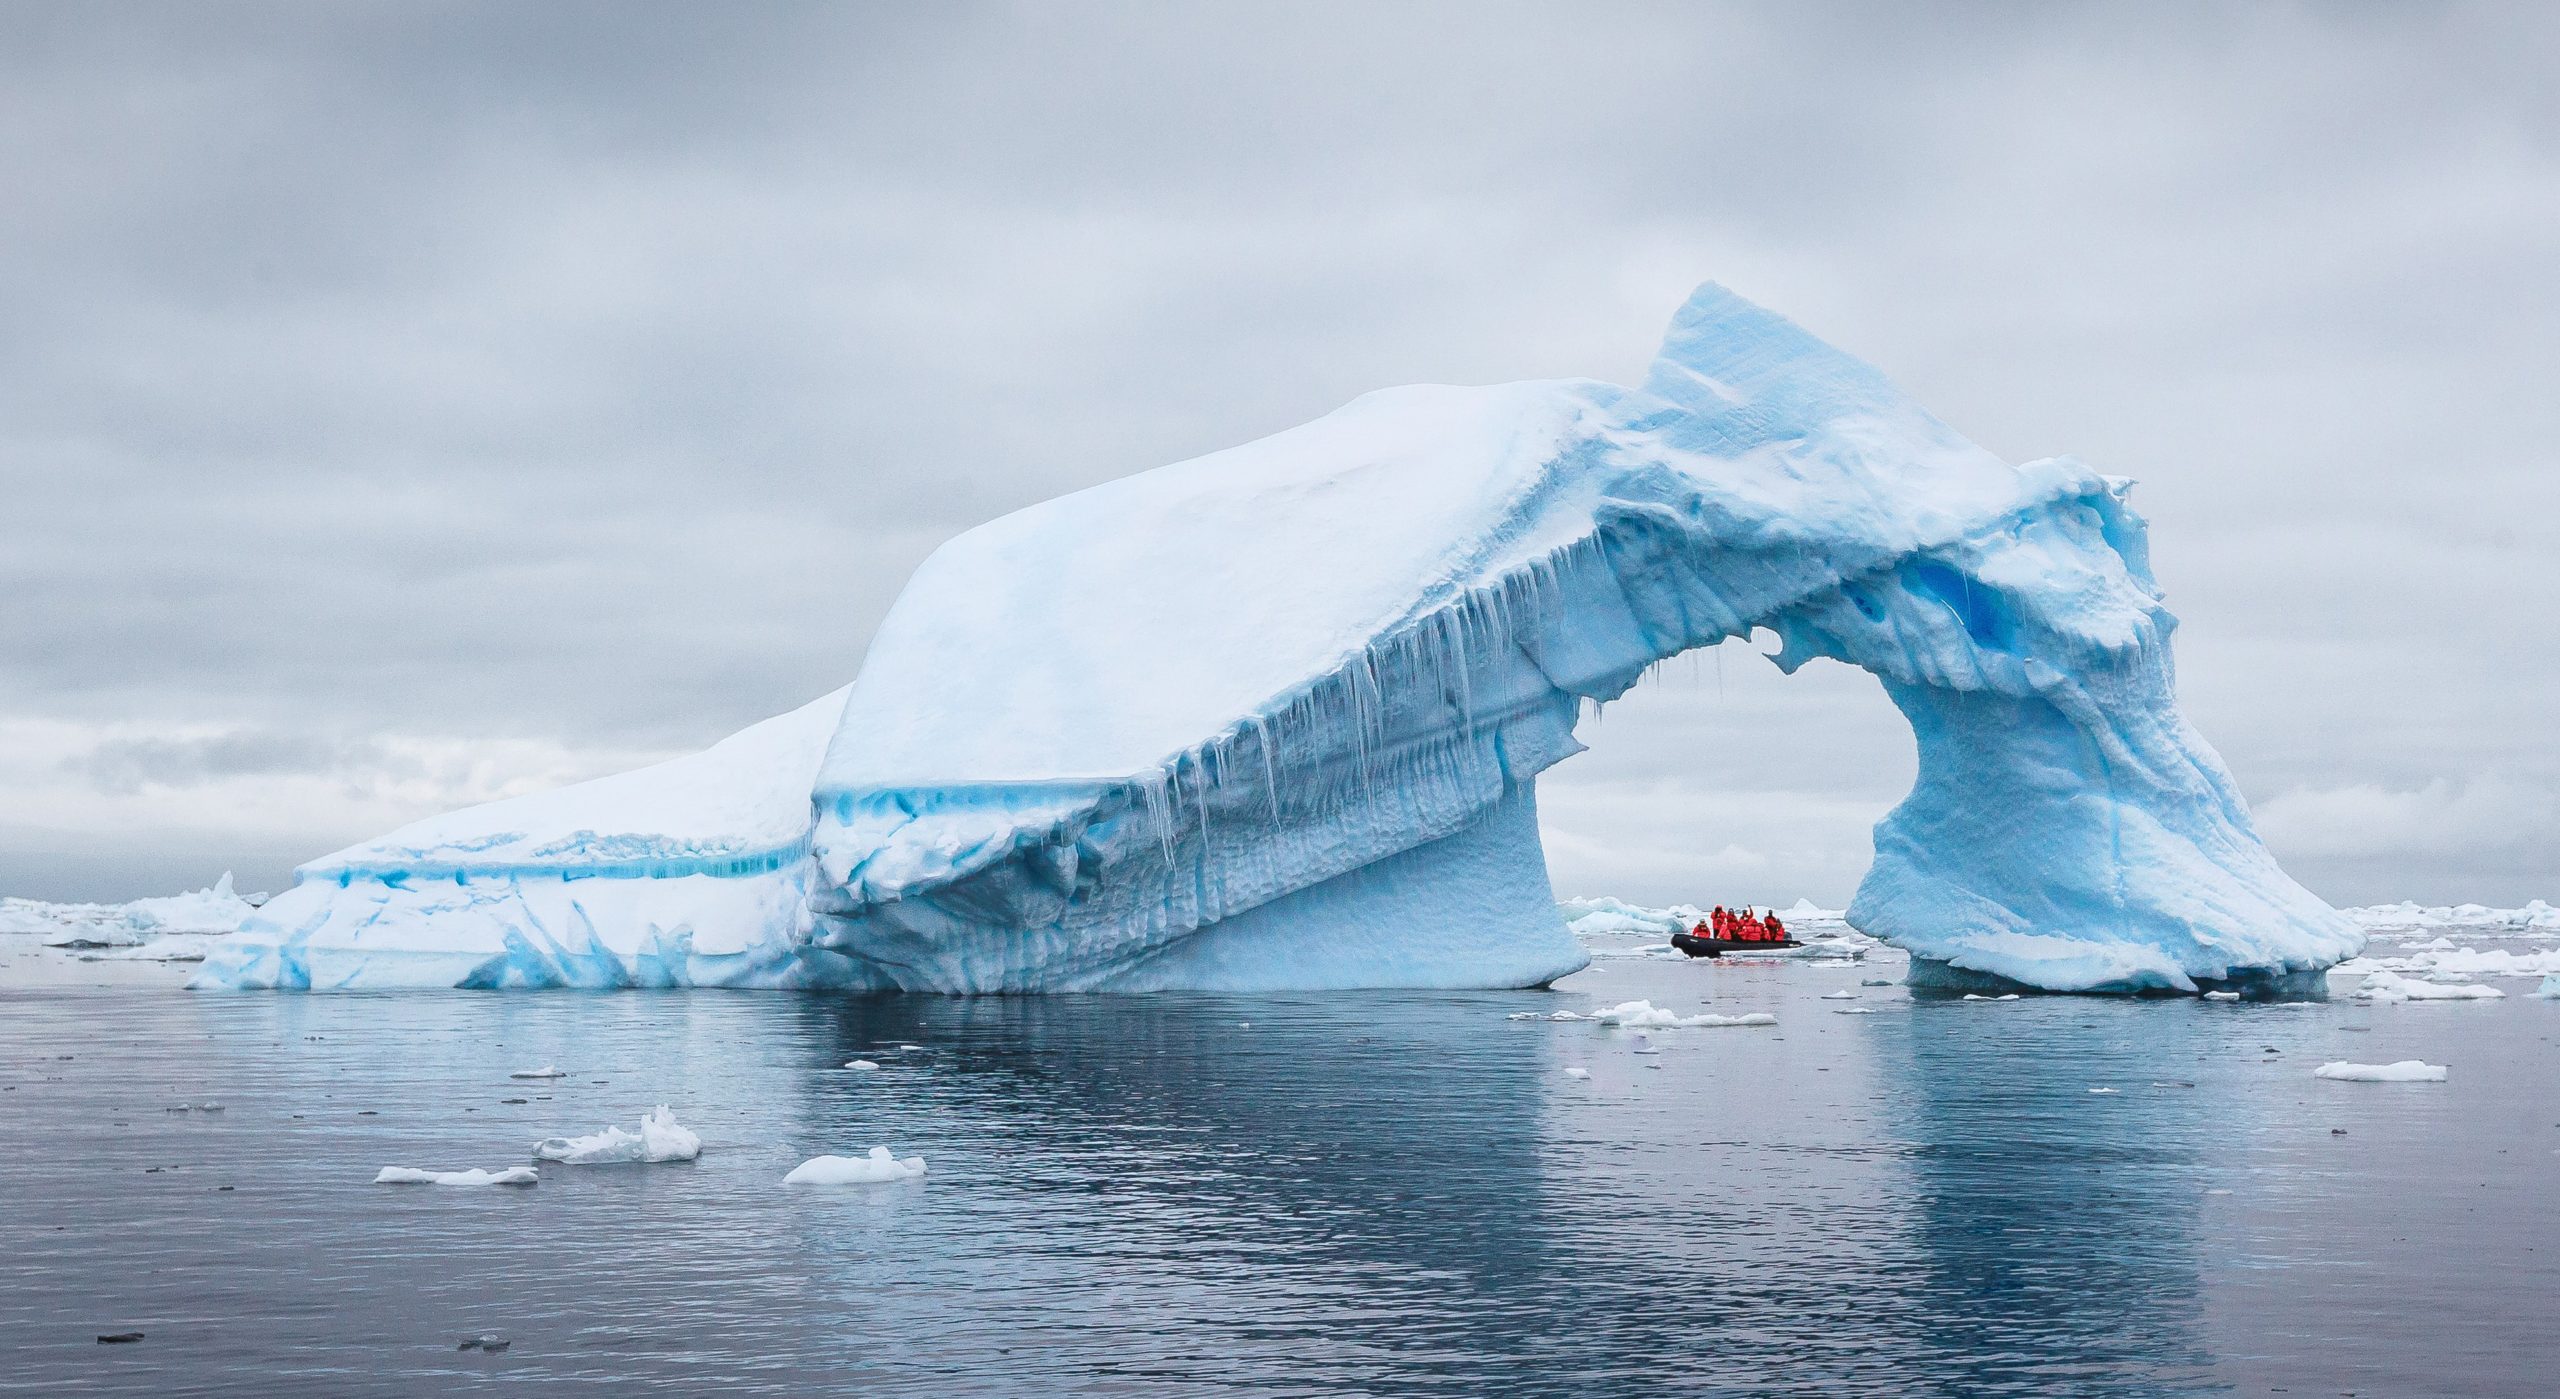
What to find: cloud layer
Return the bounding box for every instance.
[5,2,2553,905]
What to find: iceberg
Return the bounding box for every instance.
[192,284,2357,995]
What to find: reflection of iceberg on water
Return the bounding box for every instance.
[195,284,2358,995]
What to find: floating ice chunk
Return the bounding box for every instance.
[2202,991,2240,1001]
[2355,971,2503,1003]
[532,1106,701,1164]
[2088,1087,2119,1094]
[1961,993,2022,1002]
[509,1066,568,1079]
[1561,1067,1590,1079]
[1834,1007,1876,1015]
[843,1060,881,1071]
[2533,974,2560,1000]
[1821,991,1856,1000]
[783,1147,927,1184]
[374,1166,539,1185]
[1545,999,1778,1028]
[2314,1060,2448,1082]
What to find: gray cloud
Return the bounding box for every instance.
[3,1,2553,906]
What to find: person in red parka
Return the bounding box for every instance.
[1763,911,1785,942]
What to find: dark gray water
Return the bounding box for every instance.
[4,953,2554,1396]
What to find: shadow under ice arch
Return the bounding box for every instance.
[196,285,2360,994]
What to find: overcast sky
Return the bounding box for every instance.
[4,1,2553,909]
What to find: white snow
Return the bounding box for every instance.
[783,1147,927,1185]
[2314,1060,2448,1082]
[532,1106,701,1164]
[374,1166,540,1185]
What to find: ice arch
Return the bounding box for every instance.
[803,286,2358,994]
[194,285,2358,994]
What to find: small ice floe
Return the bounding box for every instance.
[457,1334,511,1353]
[1561,1067,1590,1080]
[2355,971,2502,1004]
[508,1066,568,1079]
[1961,993,2022,1002]
[2088,1087,2119,1095]
[783,1147,927,1185]
[1821,991,1856,1000]
[843,1060,881,1071]
[1530,1000,1776,1029]
[374,1166,539,1186]
[533,1106,701,1164]
[2203,991,2241,1001]
[165,1102,223,1113]
[2532,974,2560,1000]
[2313,1060,2448,1083]
[1834,1007,1876,1015]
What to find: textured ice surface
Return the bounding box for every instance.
[373,1166,539,1186]
[193,284,2356,994]
[783,1147,927,1184]
[533,1106,701,1164]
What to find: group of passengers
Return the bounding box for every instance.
[1695,905,1787,943]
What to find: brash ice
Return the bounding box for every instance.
[195,286,2360,995]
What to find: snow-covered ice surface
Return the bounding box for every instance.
[533,1106,701,1164]
[783,1148,927,1185]
[191,285,2356,994]
[373,1166,539,1186]
[2313,1061,2448,1082]
[0,877,263,988]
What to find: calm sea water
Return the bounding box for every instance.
[3,950,2554,1397]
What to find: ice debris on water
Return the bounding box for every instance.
[1962,993,2022,1002]
[2354,971,2502,1003]
[843,1060,880,1071]
[2530,974,2560,1000]
[532,1106,700,1164]
[1821,991,1856,1000]
[2314,1060,2448,1082]
[2202,991,2240,1001]
[373,1166,539,1186]
[1520,1000,1775,1028]
[1562,1067,1590,1079]
[458,1334,511,1353]
[783,1147,927,1185]
[509,1066,567,1079]
[1834,1007,1876,1015]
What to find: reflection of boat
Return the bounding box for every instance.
[1670,932,1804,958]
